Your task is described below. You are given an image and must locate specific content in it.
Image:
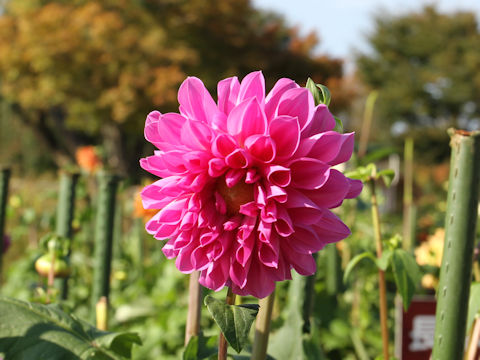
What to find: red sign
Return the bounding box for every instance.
[398,296,436,360]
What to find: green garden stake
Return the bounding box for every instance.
[326,243,342,296]
[0,167,11,283]
[91,173,120,324]
[55,171,79,299]
[431,129,480,360]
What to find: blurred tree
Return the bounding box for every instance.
[356,6,480,135]
[0,0,344,177]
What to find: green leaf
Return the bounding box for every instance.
[377,169,395,188]
[391,249,422,310]
[333,116,343,133]
[0,296,141,359]
[183,334,218,360]
[204,295,259,353]
[377,249,393,271]
[343,252,377,283]
[268,272,327,360]
[305,78,322,106]
[305,79,331,107]
[316,84,331,106]
[466,282,480,333]
[345,163,376,182]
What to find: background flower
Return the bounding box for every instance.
[141,71,362,298]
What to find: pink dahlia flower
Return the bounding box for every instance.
[140,71,362,298]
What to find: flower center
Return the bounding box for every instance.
[217,178,254,215]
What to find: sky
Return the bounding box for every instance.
[253,0,480,64]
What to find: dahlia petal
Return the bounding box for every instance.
[243,261,276,298]
[238,71,265,105]
[329,133,355,166]
[303,169,349,209]
[239,201,259,217]
[235,233,254,266]
[289,158,330,189]
[289,251,317,276]
[301,104,336,137]
[258,236,279,268]
[176,244,196,273]
[180,212,198,231]
[287,225,325,253]
[208,158,227,177]
[225,168,245,187]
[217,76,240,116]
[225,148,249,169]
[183,151,210,172]
[212,133,237,158]
[230,259,251,289]
[245,168,260,184]
[265,183,287,203]
[145,112,186,151]
[162,239,179,259]
[277,88,314,131]
[312,210,351,243]
[303,131,355,165]
[258,221,272,242]
[178,76,218,124]
[181,119,214,151]
[191,246,211,270]
[345,178,363,199]
[260,201,277,223]
[200,260,230,291]
[161,150,189,174]
[265,165,291,187]
[265,78,298,121]
[157,197,188,224]
[285,188,324,225]
[214,191,227,215]
[139,156,171,178]
[244,135,276,163]
[227,97,267,143]
[274,206,294,237]
[254,183,267,206]
[268,115,300,159]
[223,215,242,231]
[154,223,179,240]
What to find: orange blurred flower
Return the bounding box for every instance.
[76,146,102,173]
[133,187,157,222]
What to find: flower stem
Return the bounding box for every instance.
[218,287,236,360]
[185,271,202,345]
[369,177,389,360]
[251,290,275,360]
[0,167,11,285]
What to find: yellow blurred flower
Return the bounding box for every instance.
[421,273,439,289]
[415,228,444,267]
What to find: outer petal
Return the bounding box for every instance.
[238,71,265,105]
[227,97,267,144]
[178,76,219,124]
[302,132,355,165]
[289,158,330,189]
[264,78,298,121]
[276,88,314,131]
[301,104,336,137]
[312,209,351,244]
[144,112,186,151]
[217,76,240,115]
[345,178,363,199]
[268,115,300,160]
[302,169,350,208]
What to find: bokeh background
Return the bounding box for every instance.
[1,1,479,359]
